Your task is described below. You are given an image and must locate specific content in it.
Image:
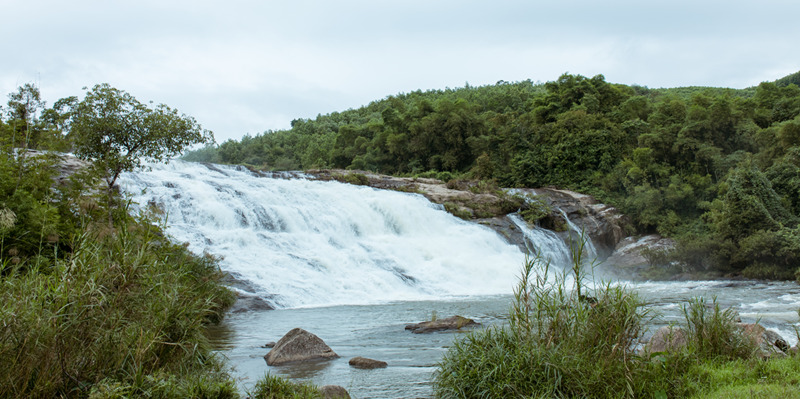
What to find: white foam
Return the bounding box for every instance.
[120,161,526,308]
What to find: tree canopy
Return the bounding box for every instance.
[183,71,800,279]
[71,83,213,189]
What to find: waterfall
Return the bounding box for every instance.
[507,213,572,267]
[119,161,526,309]
[558,209,598,261]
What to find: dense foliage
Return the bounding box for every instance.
[185,72,800,279]
[0,85,237,398]
[71,84,213,190]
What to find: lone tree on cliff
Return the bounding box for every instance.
[70,83,213,224]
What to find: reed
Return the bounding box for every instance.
[249,374,324,399]
[683,297,756,360]
[433,234,776,398]
[434,246,655,398]
[0,216,236,398]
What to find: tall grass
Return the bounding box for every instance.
[435,248,658,398]
[0,216,236,398]
[683,297,756,360]
[433,236,770,398]
[248,374,326,399]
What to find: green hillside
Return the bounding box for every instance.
[185,71,800,279]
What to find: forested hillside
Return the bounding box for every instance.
[185,72,800,280]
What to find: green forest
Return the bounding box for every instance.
[185,72,800,281]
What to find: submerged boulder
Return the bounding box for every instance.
[319,385,350,398]
[264,328,339,366]
[349,356,388,369]
[229,292,274,313]
[405,315,480,334]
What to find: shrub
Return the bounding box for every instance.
[330,172,370,186]
[517,195,551,225]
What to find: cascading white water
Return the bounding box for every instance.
[558,209,599,261]
[507,213,572,267]
[119,161,526,308]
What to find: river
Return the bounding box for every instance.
[120,161,800,398]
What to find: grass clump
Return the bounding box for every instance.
[683,297,756,360]
[248,375,327,399]
[433,236,783,398]
[434,250,663,398]
[0,217,237,398]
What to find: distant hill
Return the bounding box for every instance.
[775,70,800,87]
[183,70,800,280]
[652,86,756,99]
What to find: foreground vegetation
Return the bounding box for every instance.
[0,83,352,398]
[0,85,240,397]
[434,249,800,398]
[185,71,800,280]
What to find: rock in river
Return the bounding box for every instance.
[405,315,480,334]
[349,356,388,369]
[264,328,339,366]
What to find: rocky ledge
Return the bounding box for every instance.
[306,169,523,220]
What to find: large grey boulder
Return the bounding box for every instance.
[643,326,689,355]
[405,315,479,334]
[229,292,274,313]
[264,328,339,366]
[739,323,789,358]
[598,234,676,278]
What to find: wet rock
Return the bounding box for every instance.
[644,326,688,355]
[319,385,350,398]
[598,235,676,278]
[405,315,480,334]
[229,292,274,313]
[529,188,629,259]
[306,169,521,219]
[476,216,528,252]
[739,323,789,358]
[261,341,277,348]
[306,170,636,264]
[349,356,388,369]
[264,328,339,366]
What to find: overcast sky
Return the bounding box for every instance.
[2,0,799,142]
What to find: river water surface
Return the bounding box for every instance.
[208,282,799,398]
